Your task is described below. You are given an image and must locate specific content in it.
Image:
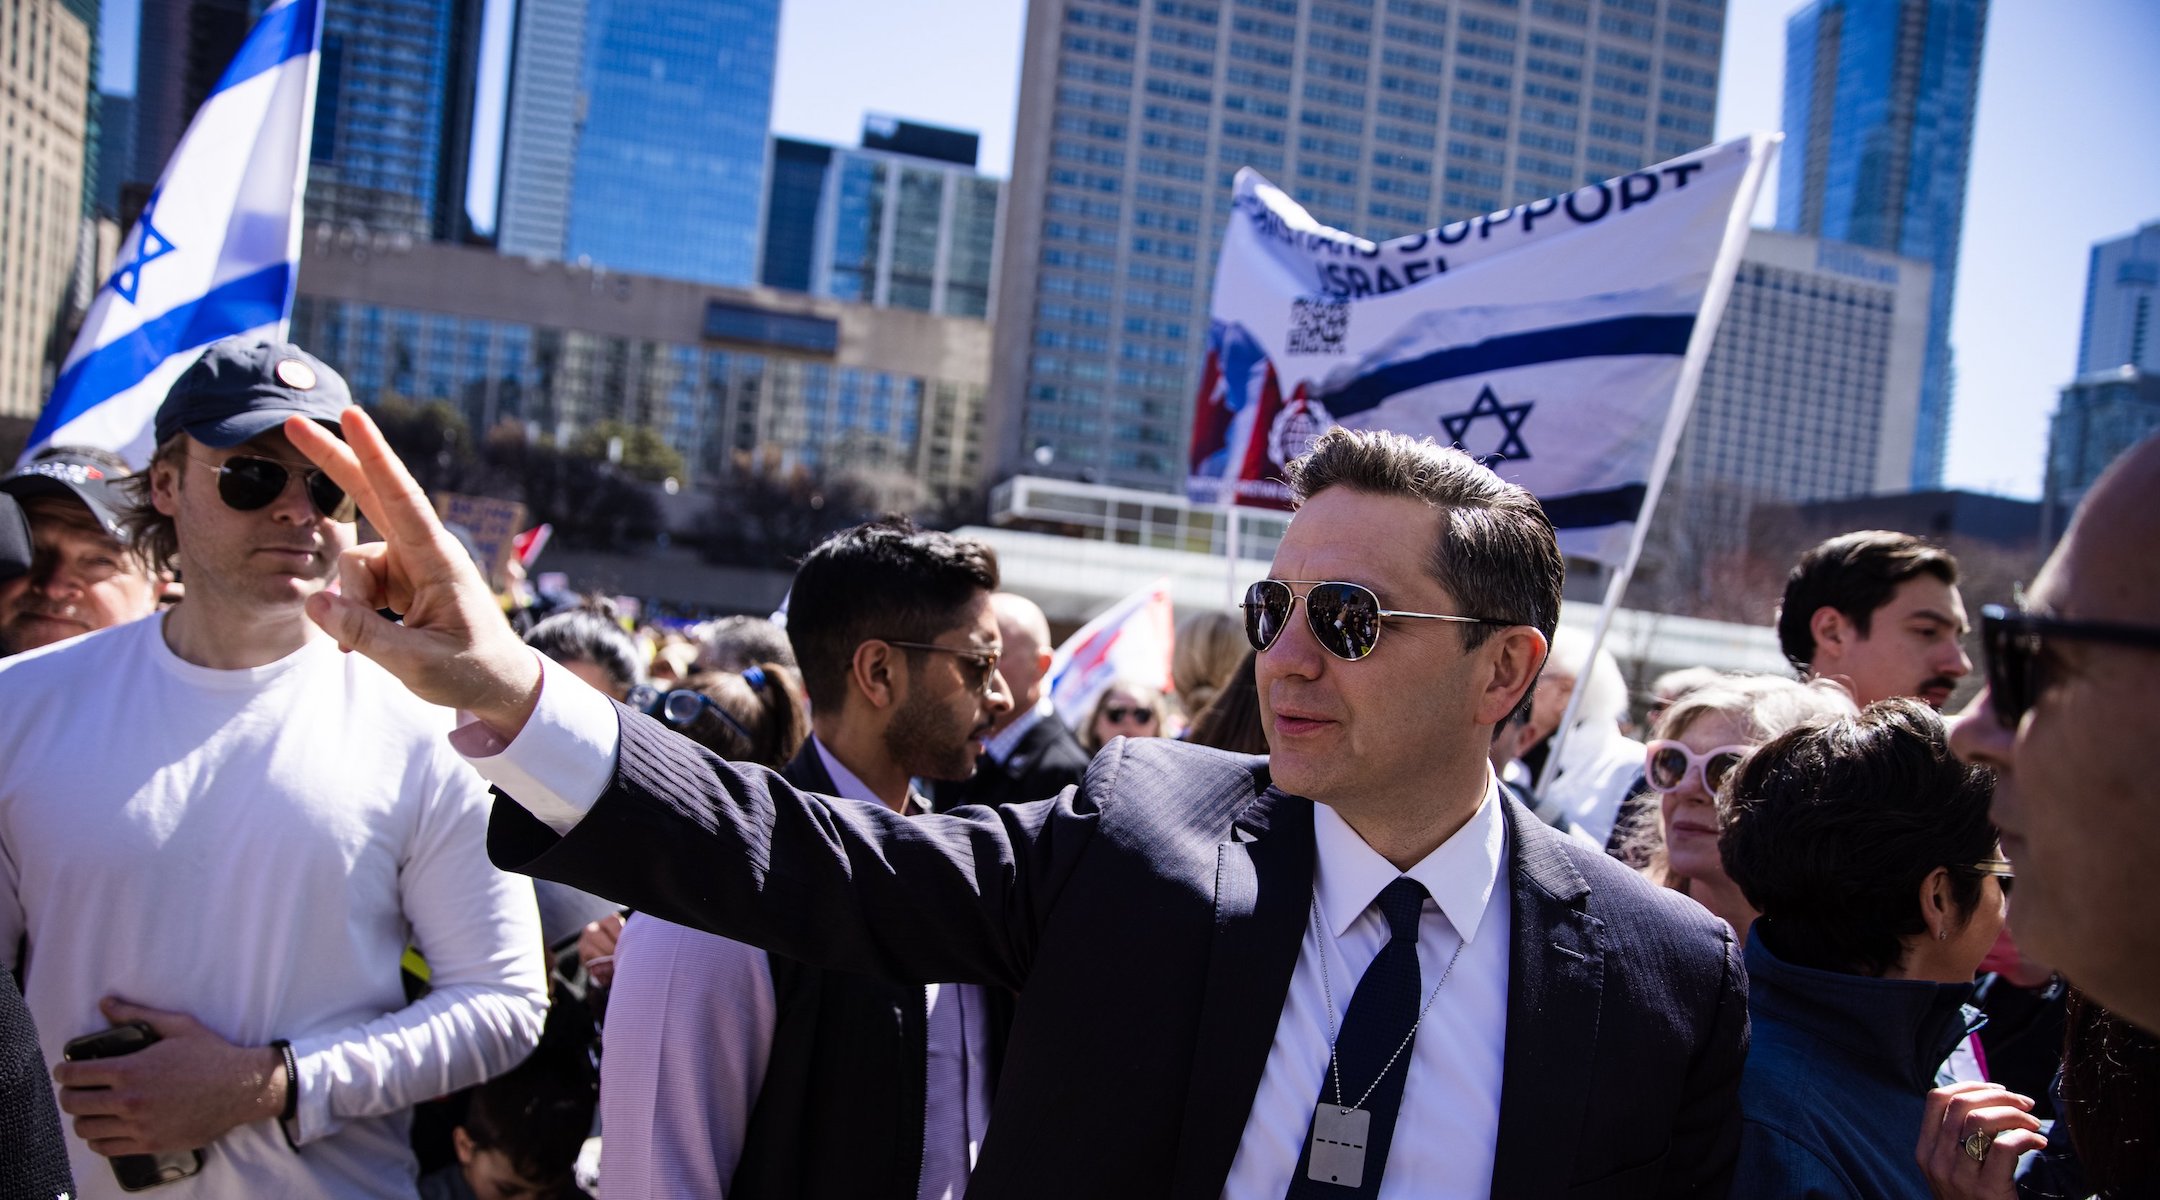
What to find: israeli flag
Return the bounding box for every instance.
[1188,134,1775,569]
[19,0,322,467]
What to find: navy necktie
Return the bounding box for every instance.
[1286,876,1429,1199]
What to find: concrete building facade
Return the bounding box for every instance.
[291,237,987,501]
[1,0,91,419]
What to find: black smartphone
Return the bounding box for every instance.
[61,1023,206,1191]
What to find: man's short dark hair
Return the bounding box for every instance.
[786,518,999,712]
[1285,428,1563,652]
[523,602,645,694]
[1776,531,1959,671]
[460,1040,597,1188]
[1719,698,1997,978]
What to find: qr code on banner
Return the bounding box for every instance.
[1287,298,1349,354]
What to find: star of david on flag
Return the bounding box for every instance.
[1440,385,1533,463]
[1187,134,1775,568]
[108,190,178,305]
[19,0,323,467]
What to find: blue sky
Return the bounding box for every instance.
[104,0,2158,498]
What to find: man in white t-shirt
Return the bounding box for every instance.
[0,338,547,1199]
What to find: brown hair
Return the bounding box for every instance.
[1285,428,1562,652]
[1185,648,1268,755]
[1775,531,1959,671]
[119,433,189,575]
[1172,610,1246,718]
[674,663,808,769]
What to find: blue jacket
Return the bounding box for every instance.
[1732,931,1981,1200]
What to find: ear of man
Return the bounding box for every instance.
[1807,605,1856,664]
[848,639,906,712]
[1474,626,1549,727]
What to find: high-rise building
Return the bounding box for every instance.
[304,0,478,239]
[2077,220,2160,376]
[1640,228,1931,603]
[496,0,588,258]
[130,0,251,196]
[2044,220,2160,541]
[758,119,1004,319]
[562,0,781,287]
[1777,0,1988,490]
[987,0,1729,493]
[1,0,92,418]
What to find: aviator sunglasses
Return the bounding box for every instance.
[196,454,357,522]
[1981,600,2160,728]
[1643,741,1752,795]
[1242,579,1509,662]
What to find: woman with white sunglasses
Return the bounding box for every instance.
[1630,674,1855,937]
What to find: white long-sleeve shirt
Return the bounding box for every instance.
[0,616,548,1199]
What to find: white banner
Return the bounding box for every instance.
[1188,134,1775,568]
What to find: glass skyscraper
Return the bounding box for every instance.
[1778,0,1988,489]
[987,0,1728,493]
[302,0,473,238]
[760,121,1004,320]
[563,0,780,287]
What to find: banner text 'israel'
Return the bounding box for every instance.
[1188,134,1773,567]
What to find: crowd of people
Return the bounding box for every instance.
[0,333,2156,1200]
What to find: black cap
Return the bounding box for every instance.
[0,492,30,583]
[0,449,134,538]
[153,337,350,448]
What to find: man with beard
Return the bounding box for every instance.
[597,517,1013,1199]
[0,448,161,656]
[1775,530,1972,708]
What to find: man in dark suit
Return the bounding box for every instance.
[295,414,1748,1199]
[930,592,1091,811]
[599,519,1011,1199]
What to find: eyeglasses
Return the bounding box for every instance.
[627,685,755,743]
[1102,705,1157,725]
[1970,856,2015,895]
[195,454,356,522]
[1643,740,1753,795]
[881,639,1002,695]
[1981,601,2160,727]
[1242,579,1508,662]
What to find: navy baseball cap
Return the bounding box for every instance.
[153,337,351,448]
[0,449,134,538]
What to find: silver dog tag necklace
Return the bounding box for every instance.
[1306,889,1465,1188]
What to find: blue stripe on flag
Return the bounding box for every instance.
[1539,483,1651,530]
[208,0,318,99]
[29,264,294,448]
[1318,314,1698,418]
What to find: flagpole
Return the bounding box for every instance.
[280,0,328,336]
[1536,133,1780,795]
[1223,493,1241,609]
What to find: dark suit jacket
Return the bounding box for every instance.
[493,714,1747,1199]
[929,711,1093,811]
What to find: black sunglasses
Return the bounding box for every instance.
[1981,603,2160,727]
[197,454,356,522]
[1102,705,1157,724]
[1242,579,1508,662]
[881,639,1002,695]
[627,685,755,743]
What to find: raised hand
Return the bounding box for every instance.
[285,410,543,735]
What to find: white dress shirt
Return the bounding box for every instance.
[1221,783,1513,1200]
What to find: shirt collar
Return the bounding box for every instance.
[812,735,916,810]
[1313,772,1507,946]
[984,693,1056,764]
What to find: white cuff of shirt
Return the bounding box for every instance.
[449,650,621,834]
